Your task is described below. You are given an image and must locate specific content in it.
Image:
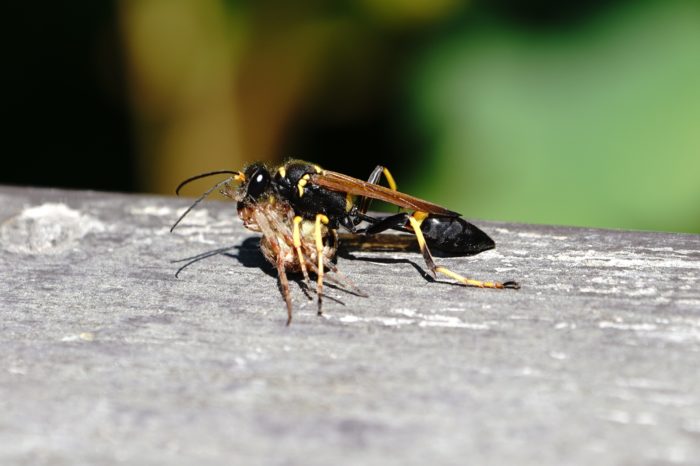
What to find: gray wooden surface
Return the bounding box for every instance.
[1,185,699,466]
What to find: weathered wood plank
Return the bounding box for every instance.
[1,185,699,465]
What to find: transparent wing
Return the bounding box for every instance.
[311,170,460,217]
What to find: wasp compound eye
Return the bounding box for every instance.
[247,168,270,199]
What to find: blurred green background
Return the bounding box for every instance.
[5,0,700,233]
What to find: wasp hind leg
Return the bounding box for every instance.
[408,212,520,290]
[357,165,398,215]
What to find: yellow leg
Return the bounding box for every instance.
[407,212,514,289]
[381,167,402,214]
[315,214,329,315]
[382,166,397,192]
[292,216,311,285]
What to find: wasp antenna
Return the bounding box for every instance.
[170,176,234,232]
[175,170,240,196]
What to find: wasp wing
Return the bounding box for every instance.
[311,170,460,217]
[338,228,493,258]
[338,232,420,253]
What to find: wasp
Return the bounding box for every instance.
[172,160,519,325]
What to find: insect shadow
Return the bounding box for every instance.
[172,237,350,304]
[337,249,470,288]
[172,238,268,278]
[337,249,434,282]
[173,236,468,296]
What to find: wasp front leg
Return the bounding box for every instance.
[292,215,312,288]
[314,213,330,315]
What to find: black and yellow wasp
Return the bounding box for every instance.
[172,160,519,325]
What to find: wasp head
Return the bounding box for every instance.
[229,163,272,203]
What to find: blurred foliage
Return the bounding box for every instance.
[5,0,700,232]
[408,1,700,232]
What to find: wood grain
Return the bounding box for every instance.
[1,186,699,465]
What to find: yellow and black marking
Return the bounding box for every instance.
[345,193,354,212]
[297,174,311,197]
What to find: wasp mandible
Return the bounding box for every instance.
[172,160,519,325]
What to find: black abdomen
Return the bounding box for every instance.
[421,216,495,256]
